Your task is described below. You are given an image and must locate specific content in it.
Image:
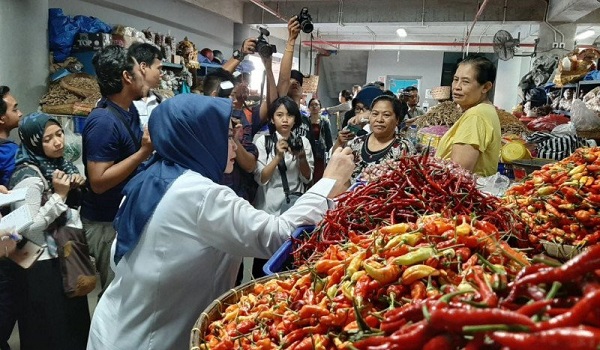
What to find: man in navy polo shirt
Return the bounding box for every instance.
[82,45,153,297]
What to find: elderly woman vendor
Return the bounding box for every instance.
[435,56,501,176]
[87,94,355,350]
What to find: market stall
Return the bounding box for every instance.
[190,148,600,350]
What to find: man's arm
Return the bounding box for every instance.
[222,38,257,74]
[87,128,153,194]
[233,124,257,173]
[276,16,300,97]
[259,56,278,124]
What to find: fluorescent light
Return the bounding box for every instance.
[575,29,595,41]
[396,28,407,37]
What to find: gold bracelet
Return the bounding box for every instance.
[285,48,294,52]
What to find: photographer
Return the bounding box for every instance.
[253,97,313,277]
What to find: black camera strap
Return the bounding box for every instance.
[278,159,292,204]
[265,133,292,203]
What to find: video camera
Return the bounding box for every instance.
[297,7,314,34]
[256,27,277,58]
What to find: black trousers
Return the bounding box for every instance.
[0,259,17,350]
[14,258,90,350]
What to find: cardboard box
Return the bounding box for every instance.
[72,33,112,52]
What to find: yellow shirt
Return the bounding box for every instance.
[435,103,501,176]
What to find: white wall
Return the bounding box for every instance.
[0,0,50,123]
[49,0,235,53]
[495,57,526,111]
[366,50,444,106]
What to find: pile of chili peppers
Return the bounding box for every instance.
[201,215,595,350]
[504,147,600,249]
[292,153,523,266]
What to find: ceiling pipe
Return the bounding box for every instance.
[338,0,344,27]
[463,0,492,53]
[301,40,536,48]
[247,0,287,22]
[541,0,563,43]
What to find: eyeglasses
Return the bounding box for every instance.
[355,106,366,112]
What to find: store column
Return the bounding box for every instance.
[0,0,49,118]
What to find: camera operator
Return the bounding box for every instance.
[402,86,425,125]
[252,97,313,278]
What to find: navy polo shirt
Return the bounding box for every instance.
[81,98,142,222]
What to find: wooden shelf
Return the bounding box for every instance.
[162,62,184,70]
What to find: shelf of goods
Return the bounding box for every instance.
[192,149,600,349]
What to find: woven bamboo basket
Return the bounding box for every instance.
[190,270,301,350]
[430,86,451,101]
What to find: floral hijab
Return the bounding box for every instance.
[12,112,79,188]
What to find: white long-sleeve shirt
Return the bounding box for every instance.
[12,176,82,260]
[253,133,314,214]
[87,171,335,350]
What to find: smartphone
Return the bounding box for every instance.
[8,239,44,269]
[346,124,362,134]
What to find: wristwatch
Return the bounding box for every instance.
[232,49,246,61]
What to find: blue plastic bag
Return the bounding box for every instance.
[49,8,79,62]
[584,70,600,81]
[73,15,111,34]
[49,9,112,63]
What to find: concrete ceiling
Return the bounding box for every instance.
[185,0,600,52]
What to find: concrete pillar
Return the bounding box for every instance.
[0,0,49,122]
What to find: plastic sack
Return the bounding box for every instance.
[526,114,570,132]
[551,122,577,136]
[476,173,511,197]
[73,15,111,34]
[49,8,79,63]
[61,119,82,162]
[571,99,600,131]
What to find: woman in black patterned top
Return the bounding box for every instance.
[345,95,415,182]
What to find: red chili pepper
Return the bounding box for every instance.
[428,304,535,333]
[411,281,427,300]
[422,334,456,350]
[491,326,600,350]
[516,299,553,317]
[534,289,600,331]
[353,320,434,350]
[383,300,427,323]
[513,245,600,290]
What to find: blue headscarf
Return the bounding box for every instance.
[113,94,232,264]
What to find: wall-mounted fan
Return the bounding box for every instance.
[493,30,521,60]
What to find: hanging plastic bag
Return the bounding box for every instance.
[61,119,82,162]
[571,99,600,131]
[73,15,111,34]
[49,8,79,63]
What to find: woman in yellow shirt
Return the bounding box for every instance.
[436,56,501,176]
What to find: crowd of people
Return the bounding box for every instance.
[0,13,502,350]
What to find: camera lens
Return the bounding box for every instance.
[257,42,273,58]
[300,21,313,34]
